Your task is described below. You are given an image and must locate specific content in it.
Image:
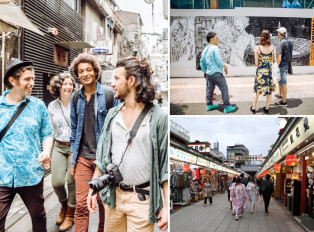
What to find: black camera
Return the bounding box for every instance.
[88,163,123,196]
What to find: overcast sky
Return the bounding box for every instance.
[171,117,283,158]
[115,0,168,33]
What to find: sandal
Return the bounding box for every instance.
[250,106,256,114]
[275,94,282,99]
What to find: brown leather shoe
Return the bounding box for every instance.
[56,200,68,225]
[59,206,75,231]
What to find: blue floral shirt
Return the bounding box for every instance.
[0,90,53,188]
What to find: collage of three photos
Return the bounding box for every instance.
[1,0,314,231]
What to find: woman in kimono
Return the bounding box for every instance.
[229,177,237,214]
[246,177,259,214]
[231,177,248,220]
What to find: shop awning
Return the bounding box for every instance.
[55,41,94,50]
[0,5,44,36]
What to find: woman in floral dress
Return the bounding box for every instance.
[246,177,259,214]
[251,30,276,115]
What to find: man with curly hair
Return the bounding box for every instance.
[87,56,168,231]
[69,53,119,232]
[0,59,53,231]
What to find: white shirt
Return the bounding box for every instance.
[111,111,151,185]
[48,98,71,142]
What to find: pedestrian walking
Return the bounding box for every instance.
[259,174,274,216]
[0,59,53,232]
[226,178,232,209]
[246,177,259,214]
[240,173,248,186]
[231,177,248,220]
[229,177,237,213]
[200,32,236,114]
[203,178,213,207]
[48,73,76,231]
[87,56,168,231]
[251,30,276,115]
[275,27,293,107]
[69,53,120,232]
[220,177,224,194]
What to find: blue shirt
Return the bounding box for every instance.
[278,37,293,71]
[0,90,52,188]
[200,44,225,75]
[70,83,120,167]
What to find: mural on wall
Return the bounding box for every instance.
[194,16,311,69]
[170,17,195,62]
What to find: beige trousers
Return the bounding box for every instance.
[104,187,154,232]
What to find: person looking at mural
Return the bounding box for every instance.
[250,30,276,115]
[48,73,76,231]
[275,27,293,107]
[200,32,236,114]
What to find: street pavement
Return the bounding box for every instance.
[170,191,308,232]
[170,75,314,115]
[5,174,167,232]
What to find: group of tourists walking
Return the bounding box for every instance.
[225,174,274,220]
[200,27,293,114]
[0,53,168,232]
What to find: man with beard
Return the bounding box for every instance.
[87,56,168,231]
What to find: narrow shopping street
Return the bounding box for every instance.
[171,191,306,232]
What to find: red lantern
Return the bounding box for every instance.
[286,154,297,166]
[274,164,281,171]
[211,170,215,175]
[200,169,205,175]
[183,164,190,172]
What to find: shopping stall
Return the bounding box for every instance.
[256,117,314,216]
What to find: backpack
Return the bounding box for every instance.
[73,85,114,112]
[260,180,272,194]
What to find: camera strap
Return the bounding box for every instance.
[118,102,153,168]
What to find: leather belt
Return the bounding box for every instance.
[55,140,71,146]
[119,181,150,196]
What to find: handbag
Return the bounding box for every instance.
[272,49,280,84]
[0,98,30,142]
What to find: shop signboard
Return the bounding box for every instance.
[170,148,197,163]
[209,162,218,170]
[91,40,113,55]
[280,117,314,156]
[169,147,175,158]
[197,157,209,167]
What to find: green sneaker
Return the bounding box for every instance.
[206,104,219,111]
[224,105,236,114]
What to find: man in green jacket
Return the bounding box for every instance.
[87,56,168,231]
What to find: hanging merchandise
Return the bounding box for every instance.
[193,169,200,180]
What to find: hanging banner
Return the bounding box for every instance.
[170,147,197,163]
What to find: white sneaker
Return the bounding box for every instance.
[235,214,239,220]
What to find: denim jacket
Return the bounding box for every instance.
[70,83,119,167]
[94,102,168,224]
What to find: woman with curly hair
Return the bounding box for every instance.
[251,30,276,115]
[48,73,76,231]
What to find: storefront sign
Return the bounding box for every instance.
[170,147,197,163]
[197,157,209,167]
[91,40,113,54]
[280,117,314,157]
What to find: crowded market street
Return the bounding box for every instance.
[170,191,306,232]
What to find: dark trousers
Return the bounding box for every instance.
[0,179,46,232]
[206,72,230,108]
[263,194,271,213]
[204,197,212,204]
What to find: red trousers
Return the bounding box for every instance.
[75,156,105,232]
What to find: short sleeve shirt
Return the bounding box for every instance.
[0,90,53,187]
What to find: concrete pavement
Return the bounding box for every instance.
[170,192,308,232]
[5,174,167,232]
[170,75,314,115]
